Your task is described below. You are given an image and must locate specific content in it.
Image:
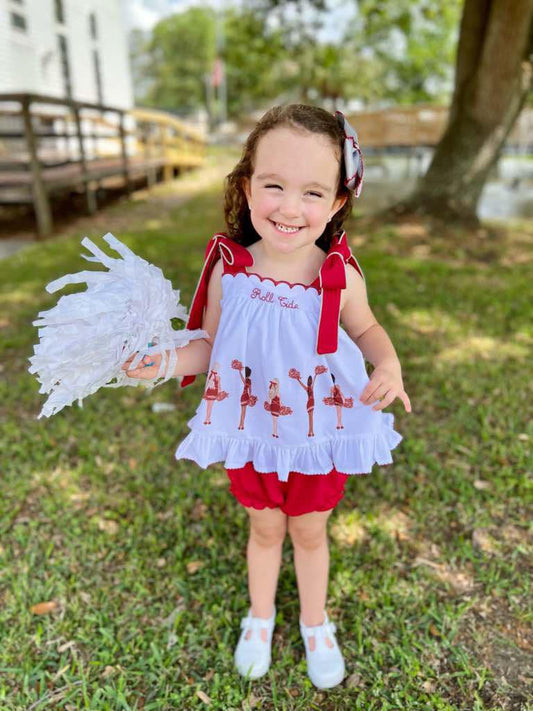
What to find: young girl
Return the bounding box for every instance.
[123,104,411,689]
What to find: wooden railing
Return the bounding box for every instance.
[346,104,532,150]
[131,107,205,180]
[0,93,206,238]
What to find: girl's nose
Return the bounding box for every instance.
[279,194,301,219]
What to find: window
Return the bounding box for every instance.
[89,12,98,40]
[55,0,65,24]
[57,34,72,98]
[10,12,27,31]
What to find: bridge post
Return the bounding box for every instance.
[119,111,132,196]
[21,97,53,239]
[73,104,97,215]
[160,123,173,182]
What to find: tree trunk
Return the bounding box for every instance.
[395,0,533,225]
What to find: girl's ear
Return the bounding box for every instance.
[243,177,251,204]
[329,194,347,220]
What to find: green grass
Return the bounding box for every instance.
[0,163,531,710]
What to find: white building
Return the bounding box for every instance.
[0,0,133,108]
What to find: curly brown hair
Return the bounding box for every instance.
[223,104,354,252]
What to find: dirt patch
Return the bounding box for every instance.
[452,593,532,710]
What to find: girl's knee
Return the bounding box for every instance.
[246,506,288,546]
[288,510,332,549]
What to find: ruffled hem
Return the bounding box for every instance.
[175,413,402,482]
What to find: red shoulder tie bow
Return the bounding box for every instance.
[181,234,253,388]
[316,231,364,355]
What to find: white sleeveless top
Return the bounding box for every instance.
[175,232,402,482]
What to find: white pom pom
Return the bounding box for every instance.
[28,233,207,418]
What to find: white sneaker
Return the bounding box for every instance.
[299,611,345,689]
[234,606,276,680]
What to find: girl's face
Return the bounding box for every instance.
[243,126,347,255]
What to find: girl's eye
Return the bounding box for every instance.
[264,184,322,198]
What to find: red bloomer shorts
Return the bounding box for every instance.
[226,461,350,517]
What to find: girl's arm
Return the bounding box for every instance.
[340,265,411,413]
[123,259,224,379]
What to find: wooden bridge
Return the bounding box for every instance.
[0,93,206,238]
[346,104,532,151]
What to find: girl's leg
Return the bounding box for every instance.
[239,405,245,428]
[288,510,335,651]
[335,405,342,428]
[308,410,314,437]
[205,400,214,423]
[244,505,288,641]
[273,416,278,437]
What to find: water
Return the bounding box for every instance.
[361,154,533,220]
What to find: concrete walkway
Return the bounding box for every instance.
[0,237,35,259]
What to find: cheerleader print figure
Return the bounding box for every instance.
[231,359,258,430]
[323,373,353,429]
[264,378,293,438]
[289,365,328,437]
[202,362,229,425]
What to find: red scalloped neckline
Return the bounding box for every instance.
[238,270,320,292]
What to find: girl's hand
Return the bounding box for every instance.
[359,364,411,413]
[121,351,167,380]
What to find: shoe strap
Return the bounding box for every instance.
[302,621,336,637]
[301,615,337,646]
[241,612,275,634]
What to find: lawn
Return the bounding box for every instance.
[0,159,531,710]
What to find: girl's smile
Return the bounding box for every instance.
[270,220,303,234]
